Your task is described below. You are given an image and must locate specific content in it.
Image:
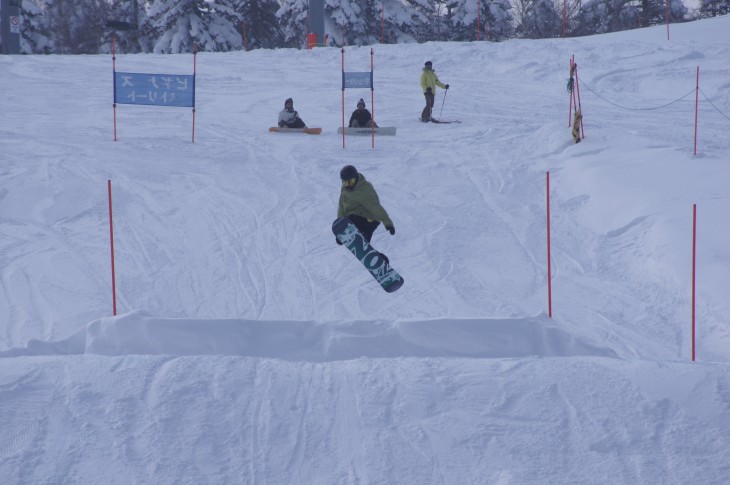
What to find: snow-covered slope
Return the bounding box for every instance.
[1,16,729,484]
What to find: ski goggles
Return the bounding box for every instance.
[342,177,357,188]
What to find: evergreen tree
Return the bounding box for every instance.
[104,0,145,54]
[638,0,687,25]
[573,0,639,35]
[518,0,562,38]
[277,0,433,48]
[276,0,308,48]
[144,0,243,53]
[381,0,433,43]
[18,0,54,54]
[447,0,514,41]
[327,0,378,46]
[233,0,281,49]
[699,0,730,16]
[43,0,108,54]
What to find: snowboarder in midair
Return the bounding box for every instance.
[278,98,307,128]
[337,165,394,246]
[420,61,449,122]
[349,99,378,128]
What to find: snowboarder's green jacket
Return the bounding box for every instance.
[420,67,447,93]
[338,174,393,227]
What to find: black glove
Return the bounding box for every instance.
[426,87,432,94]
[386,225,395,235]
[445,84,449,90]
[336,237,342,246]
[278,121,285,127]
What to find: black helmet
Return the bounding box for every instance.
[425,61,432,68]
[285,98,293,107]
[340,165,358,181]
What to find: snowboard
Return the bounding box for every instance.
[269,127,322,135]
[337,127,397,136]
[332,217,404,293]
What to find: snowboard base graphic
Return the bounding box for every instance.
[332,217,404,293]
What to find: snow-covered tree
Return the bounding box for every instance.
[41,0,108,54]
[143,0,243,53]
[447,0,514,41]
[103,0,145,54]
[702,0,730,16]
[18,0,54,53]
[276,0,308,48]
[699,0,729,16]
[572,0,639,35]
[518,0,562,38]
[638,0,687,25]
[376,0,433,44]
[233,0,281,49]
[277,0,433,48]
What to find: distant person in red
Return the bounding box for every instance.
[348,99,378,128]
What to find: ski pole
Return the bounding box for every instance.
[438,88,448,120]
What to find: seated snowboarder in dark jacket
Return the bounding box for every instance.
[278,98,306,128]
[348,99,378,128]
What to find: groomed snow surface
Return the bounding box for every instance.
[1,16,729,484]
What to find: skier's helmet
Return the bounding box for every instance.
[340,165,359,189]
[285,98,293,108]
[424,61,432,68]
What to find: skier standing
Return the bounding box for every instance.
[336,165,394,245]
[278,98,307,128]
[420,61,449,122]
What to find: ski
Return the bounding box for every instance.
[418,118,461,124]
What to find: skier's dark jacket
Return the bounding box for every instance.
[338,173,393,227]
[348,108,375,127]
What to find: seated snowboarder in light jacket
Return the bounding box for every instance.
[348,99,378,128]
[278,98,306,128]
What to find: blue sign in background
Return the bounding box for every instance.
[114,72,195,107]
[342,71,373,89]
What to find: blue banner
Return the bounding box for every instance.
[114,72,195,107]
[342,71,373,89]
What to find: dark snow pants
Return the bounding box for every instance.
[347,214,380,243]
[421,91,435,120]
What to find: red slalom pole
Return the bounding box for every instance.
[112,35,118,141]
[341,47,346,149]
[477,0,481,40]
[108,180,117,316]
[666,0,670,41]
[568,57,574,127]
[547,171,553,318]
[692,204,697,362]
[192,42,197,143]
[371,48,375,149]
[694,66,699,156]
[574,62,584,139]
[242,19,248,51]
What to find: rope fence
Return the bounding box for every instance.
[580,80,729,120]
